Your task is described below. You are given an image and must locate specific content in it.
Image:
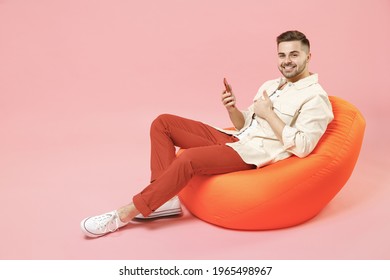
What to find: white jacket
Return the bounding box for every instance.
[218,74,334,167]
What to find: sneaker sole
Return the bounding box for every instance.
[133,208,183,220]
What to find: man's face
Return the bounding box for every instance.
[277,40,311,82]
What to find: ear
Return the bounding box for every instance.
[307,52,312,62]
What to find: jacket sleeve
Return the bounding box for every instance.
[240,103,254,129]
[282,94,334,158]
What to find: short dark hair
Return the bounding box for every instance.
[277,30,310,51]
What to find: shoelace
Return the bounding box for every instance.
[94,212,120,234]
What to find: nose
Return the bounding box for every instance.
[283,56,292,64]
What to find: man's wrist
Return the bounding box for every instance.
[228,106,238,114]
[264,109,277,121]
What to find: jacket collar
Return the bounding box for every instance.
[278,73,319,90]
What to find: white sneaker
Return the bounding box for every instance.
[134,196,183,220]
[80,210,128,238]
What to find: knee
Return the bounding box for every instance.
[151,114,184,135]
[151,114,171,132]
[175,150,196,169]
[171,150,195,177]
[151,114,175,127]
[154,114,172,122]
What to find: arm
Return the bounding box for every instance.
[254,91,333,158]
[254,91,286,142]
[282,95,333,157]
[221,90,246,130]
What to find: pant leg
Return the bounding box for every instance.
[150,114,237,182]
[133,144,255,217]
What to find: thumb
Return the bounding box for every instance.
[262,90,270,100]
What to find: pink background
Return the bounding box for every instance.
[1,0,389,259]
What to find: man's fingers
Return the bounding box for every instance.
[223,97,234,105]
[222,92,234,101]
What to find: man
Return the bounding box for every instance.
[81,30,334,238]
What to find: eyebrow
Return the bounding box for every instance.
[278,50,300,56]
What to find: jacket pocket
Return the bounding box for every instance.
[273,103,299,125]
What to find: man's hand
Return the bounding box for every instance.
[221,90,236,113]
[254,90,286,143]
[254,91,274,120]
[221,88,245,130]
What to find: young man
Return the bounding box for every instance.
[81,30,334,238]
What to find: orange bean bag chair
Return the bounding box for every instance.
[178,96,366,230]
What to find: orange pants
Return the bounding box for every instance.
[133,114,255,216]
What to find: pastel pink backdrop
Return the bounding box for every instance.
[1,0,389,259]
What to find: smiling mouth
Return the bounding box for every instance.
[283,65,296,71]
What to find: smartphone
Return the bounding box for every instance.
[223,77,232,93]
